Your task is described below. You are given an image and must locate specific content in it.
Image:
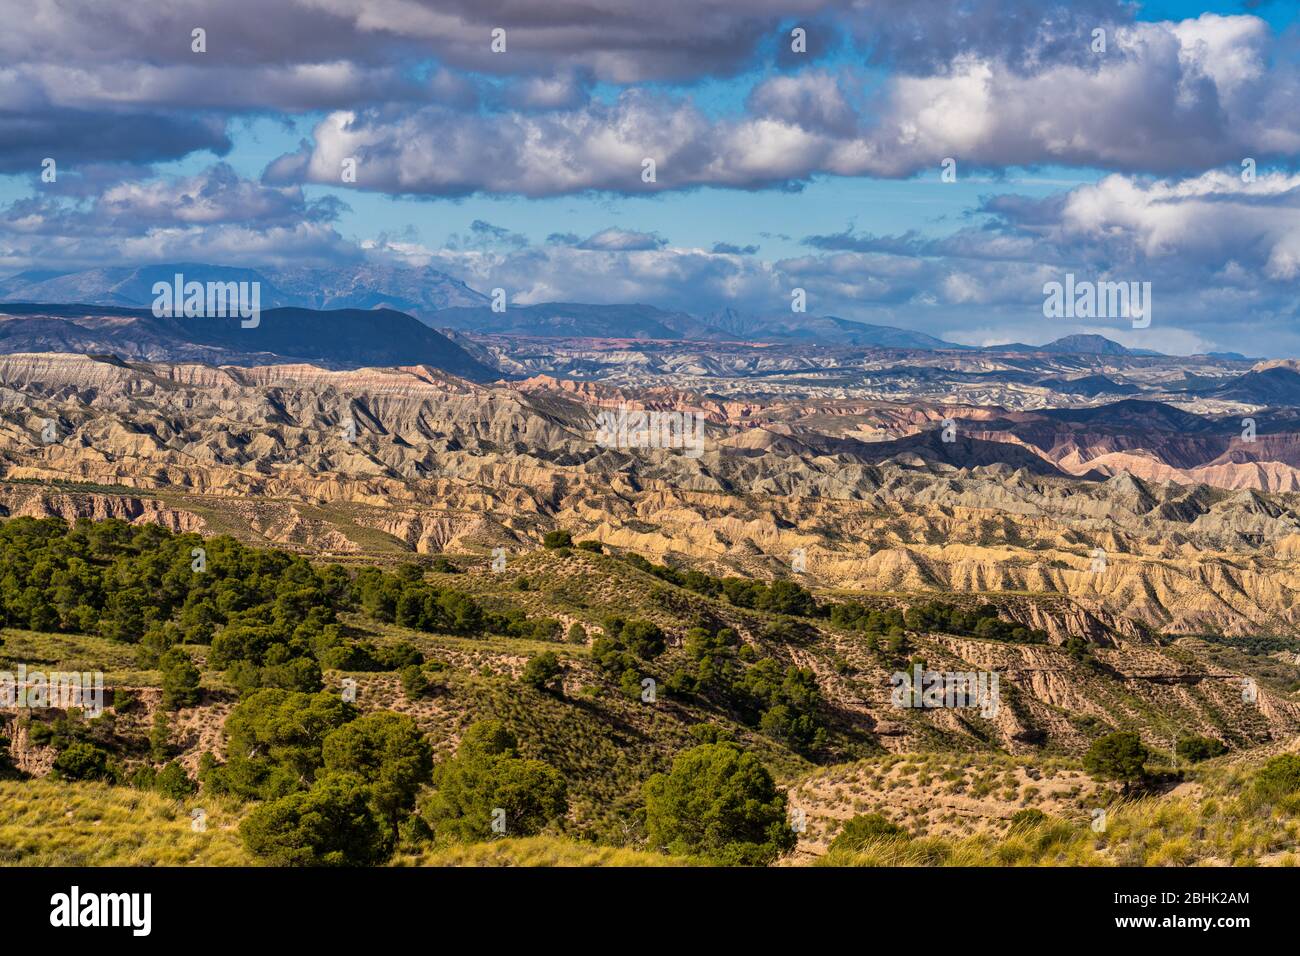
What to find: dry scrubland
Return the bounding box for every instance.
[5,754,1300,867]
[2,524,1300,866]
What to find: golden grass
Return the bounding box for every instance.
[0,784,686,867]
[0,779,252,866]
[0,628,153,684]
[393,835,695,867]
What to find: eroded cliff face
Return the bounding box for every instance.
[0,486,203,532]
[4,352,1300,637]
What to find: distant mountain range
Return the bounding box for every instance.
[0,303,498,381]
[0,262,1204,357]
[0,263,486,318]
[429,301,966,349]
[741,314,964,350]
[983,334,1163,357]
[432,302,721,340]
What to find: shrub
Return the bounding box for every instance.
[197,752,224,793]
[399,664,428,700]
[525,618,562,642]
[322,712,433,828]
[1256,755,1300,802]
[159,648,201,710]
[51,742,113,781]
[149,711,171,762]
[1083,732,1150,794]
[687,723,734,744]
[240,773,390,866]
[522,652,563,693]
[643,743,795,865]
[376,642,424,670]
[621,620,665,659]
[421,721,567,841]
[218,689,357,800]
[619,668,643,699]
[155,761,198,799]
[130,765,157,790]
[318,641,382,672]
[542,530,573,549]
[829,813,908,852]
[576,540,603,553]
[1176,735,1228,763]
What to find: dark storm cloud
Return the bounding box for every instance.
[257,17,1300,197]
[0,109,230,174]
[5,4,1300,192]
[0,0,1132,87]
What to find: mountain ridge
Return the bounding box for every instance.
[0,262,487,320]
[0,265,1168,353]
[0,302,500,380]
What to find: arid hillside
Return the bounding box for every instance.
[3,530,1300,867]
[3,352,1300,638]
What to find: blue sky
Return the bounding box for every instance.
[3,0,1300,354]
